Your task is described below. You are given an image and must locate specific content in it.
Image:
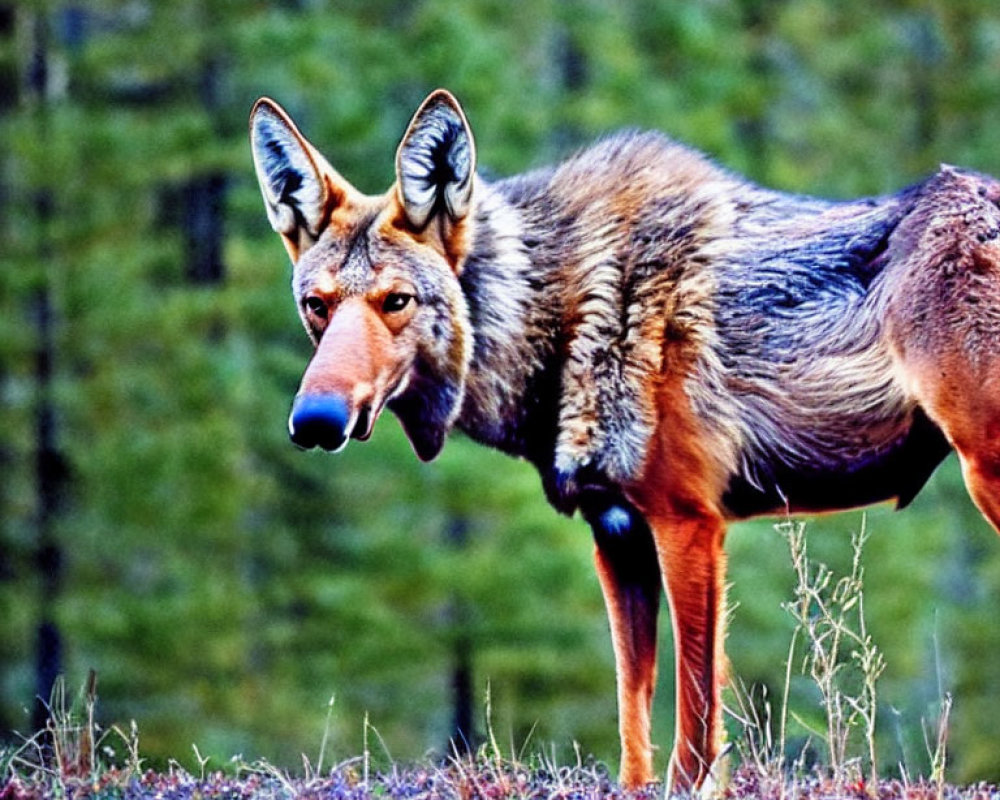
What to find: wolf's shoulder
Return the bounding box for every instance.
[552,129,734,188]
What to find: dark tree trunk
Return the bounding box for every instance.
[446,517,475,754]
[27,10,67,735]
[183,55,227,285]
[183,172,227,285]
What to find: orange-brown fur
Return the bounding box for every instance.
[623,371,730,788]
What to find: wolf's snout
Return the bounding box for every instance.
[288,394,352,451]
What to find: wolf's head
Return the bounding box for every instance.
[250,90,477,461]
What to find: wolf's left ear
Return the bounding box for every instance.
[250,98,348,261]
[396,90,476,230]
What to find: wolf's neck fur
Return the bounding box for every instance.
[454,175,564,469]
[451,135,735,495]
[452,134,740,498]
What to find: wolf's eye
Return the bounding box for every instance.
[303,296,328,321]
[382,293,413,314]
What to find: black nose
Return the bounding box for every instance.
[288,394,351,451]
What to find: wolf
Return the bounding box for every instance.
[250,88,1000,791]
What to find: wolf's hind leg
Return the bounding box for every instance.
[918,373,1000,532]
[958,448,1000,532]
[888,168,1000,531]
[903,335,1000,533]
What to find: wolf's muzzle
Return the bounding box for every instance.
[289,393,353,451]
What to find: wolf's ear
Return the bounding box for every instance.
[395,89,476,230]
[250,98,347,261]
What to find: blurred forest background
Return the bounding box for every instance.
[3,0,1000,785]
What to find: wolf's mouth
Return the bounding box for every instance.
[352,371,411,442]
[291,370,412,451]
[351,404,373,441]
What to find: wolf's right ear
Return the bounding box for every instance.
[396,90,476,230]
[250,98,347,262]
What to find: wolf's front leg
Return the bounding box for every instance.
[655,510,729,791]
[583,497,661,790]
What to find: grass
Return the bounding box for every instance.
[724,519,961,800]
[2,521,995,799]
[0,688,639,800]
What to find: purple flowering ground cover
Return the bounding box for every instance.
[0,755,636,800]
[4,753,1000,800]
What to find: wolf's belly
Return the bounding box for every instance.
[721,407,952,519]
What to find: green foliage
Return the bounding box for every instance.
[2,0,1000,786]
